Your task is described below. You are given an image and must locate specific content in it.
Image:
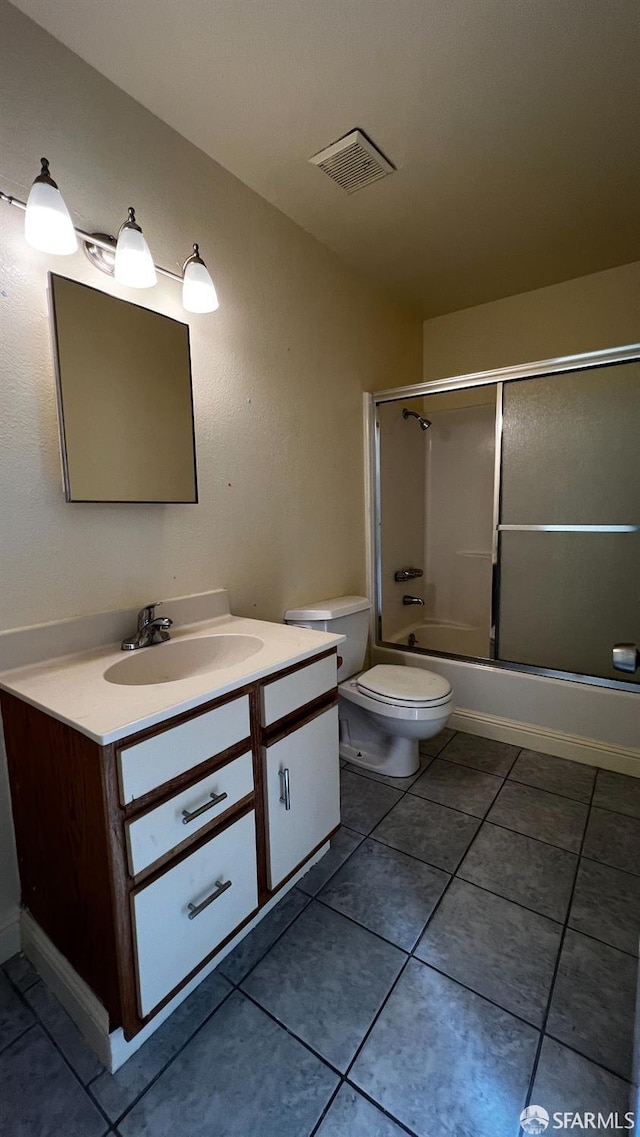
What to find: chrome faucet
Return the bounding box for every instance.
[403,595,425,606]
[121,603,173,651]
[394,568,423,582]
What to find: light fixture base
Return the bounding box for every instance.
[83,232,116,276]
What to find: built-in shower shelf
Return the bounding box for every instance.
[456,550,492,558]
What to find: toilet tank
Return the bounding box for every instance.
[284,596,371,681]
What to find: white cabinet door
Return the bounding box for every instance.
[264,706,340,889]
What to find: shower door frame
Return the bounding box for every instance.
[367,342,640,694]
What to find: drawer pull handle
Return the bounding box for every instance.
[182,791,228,825]
[187,878,232,919]
[279,767,291,811]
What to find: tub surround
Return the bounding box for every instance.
[0,588,344,1069]
[390,618,489,659]
[373,645,640,779]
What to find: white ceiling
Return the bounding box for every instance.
[11,0,640,316]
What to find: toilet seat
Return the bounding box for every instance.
[357,664,451,708]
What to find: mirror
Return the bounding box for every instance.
[49,274,198,503]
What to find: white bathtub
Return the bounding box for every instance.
[389,619,490,659]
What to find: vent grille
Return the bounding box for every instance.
[309,129,395,194]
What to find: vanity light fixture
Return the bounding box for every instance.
[182,244,219,313]
[0,158,220,314]
[24,158,78,256]
[114,206,157,289]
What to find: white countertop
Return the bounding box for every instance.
[0,614,344,745]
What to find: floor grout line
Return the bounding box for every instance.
[0,1020,37,1060]
[238,988,345,1078]
[578,849,640,879]
[217,889,313,986]
[407,953,545,1031]
[313,827,637,971]
[438,736,523,779]
[3,736,637,1135]
[343,1078,423,1136]
[106,981,239,1128]
[342,955,413,1081]
[507,772,595,805]
[407,867,458,955]
[480,815,583,856]
[296,832,367,900]
[344,753,608,862]
[307,1079,344,1137]
[341,744,637,1113]
[310,893,411,956]
[522,762,600,1110]
[8,987,115,1132]
[542,1029,635,1087]
[1,965,40,997]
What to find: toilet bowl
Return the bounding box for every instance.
[339,664,452,777]
[284,596,453,778]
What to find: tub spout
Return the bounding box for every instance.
[403,595,425,606]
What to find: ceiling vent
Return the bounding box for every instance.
[309,129,395,194]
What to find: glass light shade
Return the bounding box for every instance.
[24,178,78,255]
[182,257,219,313]
[114,221,157,289]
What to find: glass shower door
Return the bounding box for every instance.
[376,388,497,657]
[496,360,640,684]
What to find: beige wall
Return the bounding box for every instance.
[423,261,639,380]
[0,2,421,634]
[0,2,421,957]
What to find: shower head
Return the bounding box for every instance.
[402,408,432,431]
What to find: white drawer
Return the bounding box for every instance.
[133,810,258,1017]
[125,750,254,876]
[261,654,336,727]
[118,695,250,804]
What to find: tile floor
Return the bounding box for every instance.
[1,730,638,1137]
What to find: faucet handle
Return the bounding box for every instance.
[138,601,162,629]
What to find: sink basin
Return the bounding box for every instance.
[103,634,264,686]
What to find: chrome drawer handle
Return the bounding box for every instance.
[181,791,228,825]
[187,878,232,919]
[279,767,291,811]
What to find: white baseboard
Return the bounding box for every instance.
[21,910,112,1067]
[450,707,640,778]
[0,907,20,964]
[20,841,328,1073]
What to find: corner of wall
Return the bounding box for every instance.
[422,260,640,380]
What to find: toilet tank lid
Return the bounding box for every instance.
[284,595,371,621]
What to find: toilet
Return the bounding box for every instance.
[284,595,453,777]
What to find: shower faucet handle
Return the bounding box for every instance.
[394,568,423,582]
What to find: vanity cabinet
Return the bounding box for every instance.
[264,707,340,889]
[1,646,339,1042]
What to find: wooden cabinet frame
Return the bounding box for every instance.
[1,647,339,1040]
